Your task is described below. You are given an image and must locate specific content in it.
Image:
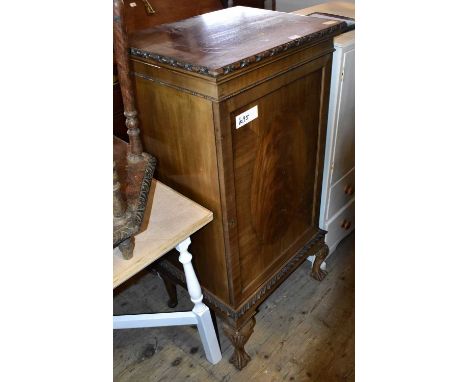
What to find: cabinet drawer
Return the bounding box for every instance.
[325,200,354,251]
[328,168,354,220]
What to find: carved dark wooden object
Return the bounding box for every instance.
[123,0,223,34]
[113,0,156,259]
[113,0,224,142]
[114,0,144,162]
[129,7,348,368]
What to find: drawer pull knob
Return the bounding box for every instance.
[344,184,354,195]
[341,220,352,230]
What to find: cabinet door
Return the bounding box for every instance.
[228,67,329,299]
[330,48,355,185]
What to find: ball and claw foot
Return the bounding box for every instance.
[311,245,329,281]
[222,317,256,370]
[230,346,251,370]
[311,265,327,281]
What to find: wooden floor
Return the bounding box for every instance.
[114,233,354,381]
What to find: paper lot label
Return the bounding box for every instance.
[236,105,258,129]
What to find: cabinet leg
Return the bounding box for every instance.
[311,244,329,281]
[222,316,256,370]
[161,275,178,308]
[119,237,135,260]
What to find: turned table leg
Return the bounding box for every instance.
[176,238,222,364]
[311,244,329,281]
[222,316,256,370]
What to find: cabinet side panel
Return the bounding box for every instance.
[134,77,229,303]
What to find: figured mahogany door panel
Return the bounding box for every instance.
[133,77,230,303]
[230,70,323,296]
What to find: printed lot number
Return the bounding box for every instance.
[236,105,258,129]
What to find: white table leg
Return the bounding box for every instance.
[176,237,222,365]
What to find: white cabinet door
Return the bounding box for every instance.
[330,48,355,186]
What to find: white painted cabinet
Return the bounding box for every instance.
[320,29,355,254]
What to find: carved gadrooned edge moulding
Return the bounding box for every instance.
[129,22,347,77]
[158,229,327,320]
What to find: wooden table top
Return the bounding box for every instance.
[113,180,213,289]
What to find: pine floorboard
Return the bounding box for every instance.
[114,233,354,381]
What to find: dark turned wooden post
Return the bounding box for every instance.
[112,0,157,260]
[113,160,127,225]
[113,0,144,163]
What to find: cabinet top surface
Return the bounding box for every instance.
[129,6,347,78]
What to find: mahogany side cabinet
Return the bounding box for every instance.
[127,6,348,369]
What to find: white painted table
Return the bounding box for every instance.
[113,180,222,365]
